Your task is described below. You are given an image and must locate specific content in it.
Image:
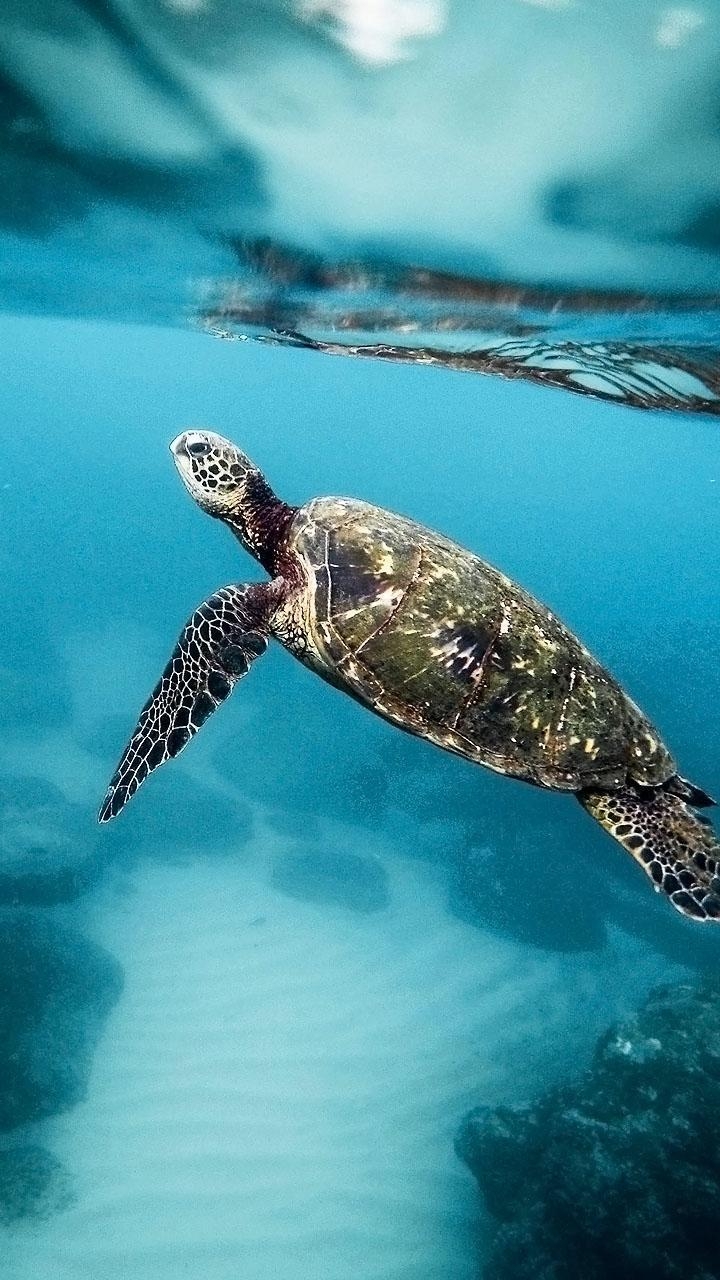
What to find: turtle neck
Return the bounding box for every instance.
[223,470,298,575]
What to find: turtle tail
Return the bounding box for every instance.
[577,778,720,922]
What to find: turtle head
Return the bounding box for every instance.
[170,430,290,567]
[171,429,261,515]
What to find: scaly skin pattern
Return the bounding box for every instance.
[99,584,270,821]
[275,497,674,793]
[579,787,720,920]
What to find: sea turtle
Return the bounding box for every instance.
[100,430,720,923]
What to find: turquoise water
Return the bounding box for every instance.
[2,3,720,1276]
[2,312,719,1276]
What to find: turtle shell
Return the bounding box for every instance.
[288,497,674,793]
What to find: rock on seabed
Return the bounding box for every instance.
[456,982,720,1280]
[0,912,123,1131]
[0,778,102,906]
[0,1146,75,1225]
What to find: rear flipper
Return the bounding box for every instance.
[578,782,720,922]
[665,774,716,808]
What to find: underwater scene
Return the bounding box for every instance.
[2,2,720,1277]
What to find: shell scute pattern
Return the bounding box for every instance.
[291,499,672,791]
[622,696,674,787]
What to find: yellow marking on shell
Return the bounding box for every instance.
[556,665,577,736]
[398,661,435,687]
[425,564,457,581]
[340,655,365,682]
[431,639,455,658]
[532,626,554,650]
[375,547,397,574]
[375,586,403,609]
[584,737,597,754]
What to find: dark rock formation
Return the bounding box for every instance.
[271,849,389,913]
[456,982,720,1280]
[0,912,123,1131]
[0,777,102,906]
[0,1146,74,1225]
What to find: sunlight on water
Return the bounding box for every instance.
[1,0,719,411]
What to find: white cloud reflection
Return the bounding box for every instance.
[655,6,705,47]
[298,0,446,65]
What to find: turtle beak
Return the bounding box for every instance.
[170,433,195,490]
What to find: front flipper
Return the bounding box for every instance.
[98,584,269,822]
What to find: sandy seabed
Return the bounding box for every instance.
[1,788,676,1280]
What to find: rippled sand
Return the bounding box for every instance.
[3,790,677,1280]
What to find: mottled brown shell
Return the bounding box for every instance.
[285,497,674,793]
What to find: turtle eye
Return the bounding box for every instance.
[187,439,211,458]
